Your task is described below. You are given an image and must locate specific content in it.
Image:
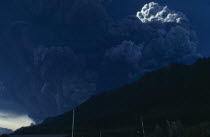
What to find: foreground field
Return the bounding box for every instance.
[10,135,67,137]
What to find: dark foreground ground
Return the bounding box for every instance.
[10,135,67,137]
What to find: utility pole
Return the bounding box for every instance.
[141,117,145,137]
[100,129,103,137]
[99,130,102,137]
[72,109,75,137]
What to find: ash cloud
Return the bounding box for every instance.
[105,2,201,79]
[33,46,80,78]
[31,46,96,118]
[0,1,202,123]
[16,2,201,120]
[136,2,188,24]
[105,40,144,65]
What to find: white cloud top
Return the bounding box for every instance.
[136,2,187,23]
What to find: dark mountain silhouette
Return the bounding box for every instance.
[14,58,210,137]
[0,128,12,135]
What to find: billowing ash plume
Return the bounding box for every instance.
[33,46,80,78]
[0,1,202,127]
[105,40,144,65]
[106,2,201,79]
[25,2,201,120]
[136,2,188,24]
[31,46,96,119]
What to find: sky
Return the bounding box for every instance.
[0,111,35,131]
[0,0,209,132]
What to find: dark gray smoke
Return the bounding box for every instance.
[0,1,202,129]
[105,2,201,79]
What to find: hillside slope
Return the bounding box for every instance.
[15,58,210,137]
